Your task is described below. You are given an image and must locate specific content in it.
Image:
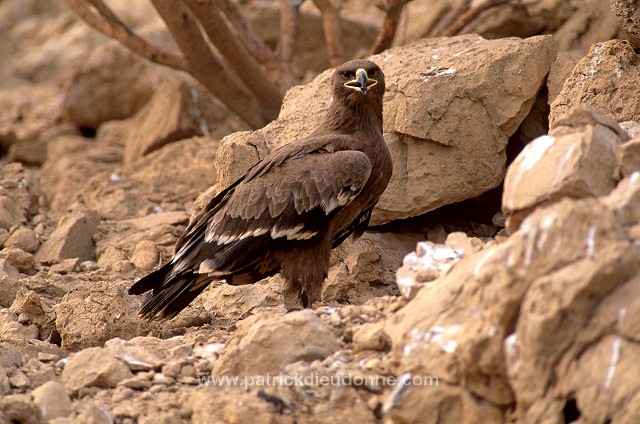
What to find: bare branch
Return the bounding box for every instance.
[312,0,346,67]
[151,0,267,128]
[428,0,471,37]
[279,0,301,64]
[65,0,189,72]
[218,0,297,90]
[182,0,283,121]
[441,0,511,37]
[369,0,409,55]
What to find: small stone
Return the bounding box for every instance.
[152,373,173,385]
[0,195,25,230]
[79,260,99,272]
[9,370,30,390]
[118,375,152,390]
[352,324,391,352]
[0,259,22,307]
[97,246,128,271]
[0,368,10,395]
[32,381,72,420]
[161,362,182,378]
[131,239,159,270]
[35,209,99,264]
[617,137,640,177]
[75,401,114,424]
[629,224,640,240]
[49,258,80,274]
[5,227,40,253]
[61,347,133,395]
[0,248,37,275]
[0,394,43,424]
[180,364,196,378]
[1,321,39,345]
[426,225,447,244]
[37,352,59,362]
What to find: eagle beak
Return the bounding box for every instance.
[344,68,377,95]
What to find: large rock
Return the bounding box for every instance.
[382,175,640,423]
[550,40,640,127]
[503,105,628,231]
[31,381,72,421]
[62,42,160,129]
[213,310,341,377]
[216,35,558,225]
[35,208,99,264]
[61,347,133,395]
[54,280,152,351]
[123,77,249,165]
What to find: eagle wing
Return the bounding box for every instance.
[170,139,372,276]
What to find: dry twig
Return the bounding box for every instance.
[440,0,511,37]
[370,0,410,55]
[65,0,188,71]
[279,0,301,64]
[312,0,346,67]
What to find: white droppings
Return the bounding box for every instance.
[504,333,518,356]
[153,205,163,213]
[549,144,575,190]
[519,135,555,172]
[194,343,225,358]
[583,43,605,87]
[604,307,627,388]
[404,325,460,355]
[110,173,121,182]
[397,243,463,298]
[587,227,596,258]
[123,354,154,369]
[382,373,411,413]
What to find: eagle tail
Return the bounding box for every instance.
[129,263,211,320]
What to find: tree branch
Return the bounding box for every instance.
[218,0,297,90]
[182,0,283,121]
[440,0,511,37]
[151,0,267,128]
[312,0,346,67]
[65,0,189,72]
[279,0,301,64]
[369,0,409,55]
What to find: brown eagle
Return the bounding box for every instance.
[129,59,392,320]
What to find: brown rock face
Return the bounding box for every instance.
[122,77,249,165]
[61,347,133,394]
[550,40,640,126]
[35,208,99,264]
[503,105,628,230]
[216,35,557,225]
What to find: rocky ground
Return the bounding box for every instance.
[0,0,639,423]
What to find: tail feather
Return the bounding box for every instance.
[129,263,211,320]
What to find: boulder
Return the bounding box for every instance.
[61,347,133,395]
[213,310,341,377]
[62,42,160,129]
[550,40,640,127]
[382,180,640,422]
[35,208,99,264]
[0,248,37,275]
[54,280,153,351]
[31,381,72,421]
[123,77,249,164]
[503,105,627,231]
[617,136,640,178]
[5,227,40,253]
[216,35,558,225]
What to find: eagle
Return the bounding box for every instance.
[129,59,393,320]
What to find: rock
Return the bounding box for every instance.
[0,163,40,218]
[383,190,640,423]
[0,248,36,275]
[74,400,115,424]
[104,337,170,371]
[0,394,44,424]
[61,347,133,395]
[213,310,341,377]
[503,105,627,231]
[130,240,159,270]
[352,323,391,352]
[551,0,620,53]
[395,241,464,299]
[617,136,640,177]
[123,77,249,164]
[9,370,30,390]
[97,246,130,272]
[5,227,40,253]
[611,0,640,48]
[0,368,10,395]
[323,233,419,304]
[0,311,39,345]
[10,288,55,339]
[122,211,188,231]
[35,209,99,264]
[0,259,22,307]
[40,143,122,213]
[550,40,640,127]
[0,341,22,368]
[216,35,558,225]
[49,258,80,274]
[0,195,25,230]
[32,381,72,421]
[54,280,152,351]
[201,277,285,323]
[547,50,583,105]
[63,42,160,129]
